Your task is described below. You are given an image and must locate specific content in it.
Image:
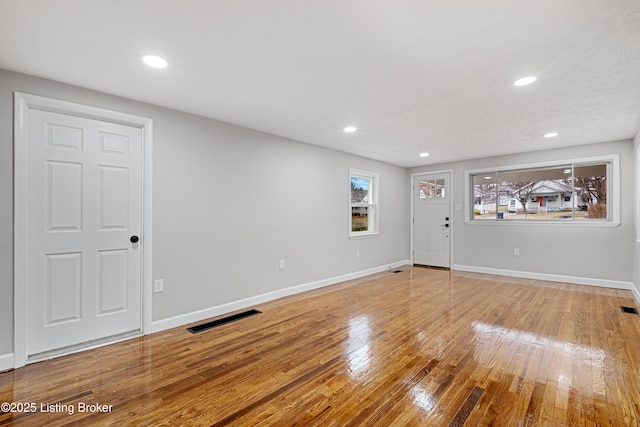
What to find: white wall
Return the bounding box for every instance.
[0,69,410,357]
[409,140,635,287]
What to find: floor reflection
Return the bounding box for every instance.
[346,315,372,376]
[472,321,607,395]
[411,384,436,412]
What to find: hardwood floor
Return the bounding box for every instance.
[1,267,639,426]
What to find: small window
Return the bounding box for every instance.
[419,179,445,199]
[349,169,379,237]
[468,156,616,224]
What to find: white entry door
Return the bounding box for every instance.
[413,172,451,268]
[25,109,143,357]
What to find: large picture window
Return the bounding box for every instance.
[349,169,379,237]
[468,155,619,224]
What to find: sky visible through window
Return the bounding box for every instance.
[351,177,369,190]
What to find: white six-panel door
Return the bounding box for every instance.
[25,109,143,357]
[412,172,451,268]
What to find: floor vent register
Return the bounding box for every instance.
[187,309,262,333]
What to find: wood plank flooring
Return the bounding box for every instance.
[1,267,639,426]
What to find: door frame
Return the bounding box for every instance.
[410,170,454,268]
[13,92,153,368]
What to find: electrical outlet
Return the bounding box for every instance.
[279,259,286,270]
[513,248,520,256]
[154,279,164,293]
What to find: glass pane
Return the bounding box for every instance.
[419,180,428,199]
[497,165,572,220]
[472,173,497,219]
[573,163,608,219]
[351,177,370,203]
[435,179,445,198]
[351,206,369,232]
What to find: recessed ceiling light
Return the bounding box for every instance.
[419,152,430,158]
[484,176,493,179]
[563,169,571,174]
[343,126,357,133]
[143,55,168,69]
[514,76,537,86]
[544,132,559,138]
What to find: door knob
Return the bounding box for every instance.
[130,235,139,243]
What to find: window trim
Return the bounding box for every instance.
[349,168,380,239]
[464,154,620,227]
[637,145,640,242]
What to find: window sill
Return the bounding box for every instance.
[465,220,620,228]
[349,232,380,240]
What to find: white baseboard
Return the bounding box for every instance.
[151,260,411,333]
[453,264,635,293]
[0,353,14,372]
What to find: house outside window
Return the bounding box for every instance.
[349,169,379,238]
[467,155,619,225]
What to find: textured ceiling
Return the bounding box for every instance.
[1,0,639,167]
